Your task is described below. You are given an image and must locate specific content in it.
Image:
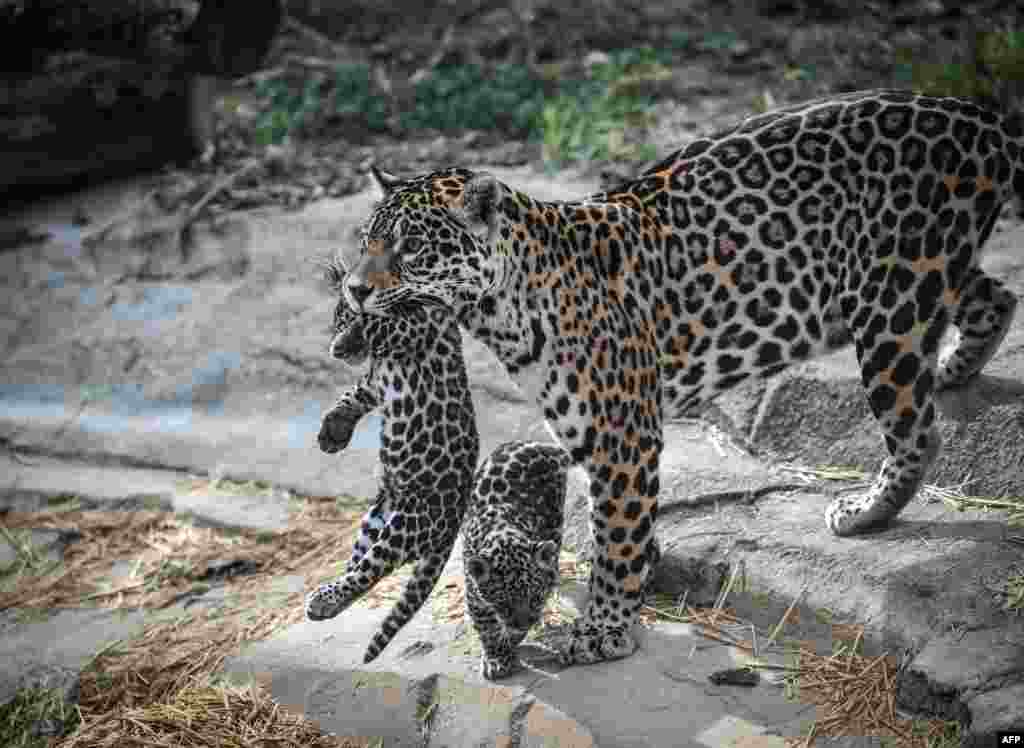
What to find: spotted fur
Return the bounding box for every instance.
[342,90,1023,667]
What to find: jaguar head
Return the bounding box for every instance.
[466,537,560,635]
[343,166,510,319]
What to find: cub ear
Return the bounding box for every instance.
[369,165,402,198]
[321,251,348,291]
[333,249,350,273]
[466,556,490,583]
[533,540,559,568]
[459,173,501,239]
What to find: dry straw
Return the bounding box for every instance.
[0,487,388,746]
[641,564,960,747]
[780,464,1024,527]
[62,675,376,747]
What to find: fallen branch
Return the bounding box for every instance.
[765,583,809,648]
[283,15,348,59]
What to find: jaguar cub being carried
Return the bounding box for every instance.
[307,268,478,664]
[308,265,570,676]
[338,90,1023,668]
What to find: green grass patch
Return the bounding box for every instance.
[0,686,79,748]
[332,493,371,509]
[254,530,277,544]
[209,477,275,495]
[0,526,62,585]
[14,608,54,625]
[44,493,82,512]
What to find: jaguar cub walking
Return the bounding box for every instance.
[306,264,478,663]
[463,441,569,679]
[340,90,1023,668]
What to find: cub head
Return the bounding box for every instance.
[466,536,559,634]
[324,258,460,364]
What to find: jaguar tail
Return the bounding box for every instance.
[362,549,454,663]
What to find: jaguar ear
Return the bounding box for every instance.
[459,173,501,239]
[466,556,490,583]
[533,540,559,568]
[369,165,401,198]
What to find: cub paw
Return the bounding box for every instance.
[560,625,636,666]
[305,582,348,621]
[318,411,357,454]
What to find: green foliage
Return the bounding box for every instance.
[979,30,1024,81]
[254,64,388,144]
[895,31,1024,103]
[540,90,650,165]
[540,47,665,166]
[253,47,672,165]
[254,71,326,145]
[400,63,546,135]
[331,63,389,132]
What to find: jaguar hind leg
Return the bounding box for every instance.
[825,424,941,536]
[825,300,945,536]
[560,420,663,666]
[935,269,1018,390]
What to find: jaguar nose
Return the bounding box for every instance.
[348,283,372,307]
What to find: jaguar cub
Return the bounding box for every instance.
[306,263,478,663]
[341,89,1023,668]
[463,441,569,679]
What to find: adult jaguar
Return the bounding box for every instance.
[340,89,1023,667]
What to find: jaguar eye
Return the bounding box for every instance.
[399,237,424,260]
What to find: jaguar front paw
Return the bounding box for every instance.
[318,411,358,454]
[559,624,636,666]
